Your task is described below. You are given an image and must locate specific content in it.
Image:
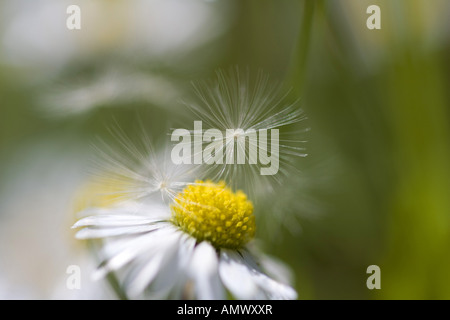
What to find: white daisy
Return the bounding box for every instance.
[72,180,297,300]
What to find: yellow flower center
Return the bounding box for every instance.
[171,180,255,249]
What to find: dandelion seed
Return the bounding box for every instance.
[178,67,309,195]
[88,122,202,206]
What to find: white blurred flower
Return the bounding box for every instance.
[0,138,113,299]
[0,0,230,79]
[40,67,182,117]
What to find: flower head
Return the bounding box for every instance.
[73,178,297,300]
[70,69,305,299]
[171,180,255,249]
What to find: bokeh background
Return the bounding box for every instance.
[1,0,450,299]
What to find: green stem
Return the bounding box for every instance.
[286,0,315,96]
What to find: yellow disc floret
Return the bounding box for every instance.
[171,180,255,249]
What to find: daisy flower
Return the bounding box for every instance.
[72,179,297,300]
[69,84,300,299]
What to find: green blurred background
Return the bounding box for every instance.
[1,0,450,299]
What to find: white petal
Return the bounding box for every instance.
[259,253,295,286]
[218,249,258,299]
[240,250,297,300]
[72,214,161,228]
[249,272,297,300]
[145,233,196,298]
[74,224,161,239]
[187,242,224,300]
[75,201,171,221]
[92,226,174,280]
[124,244,174,298]
[125,231,196,299]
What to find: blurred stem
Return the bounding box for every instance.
[106,271,129,300]
[88,240,129,300]
[380,0,450,299]
[286,0,315,96]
